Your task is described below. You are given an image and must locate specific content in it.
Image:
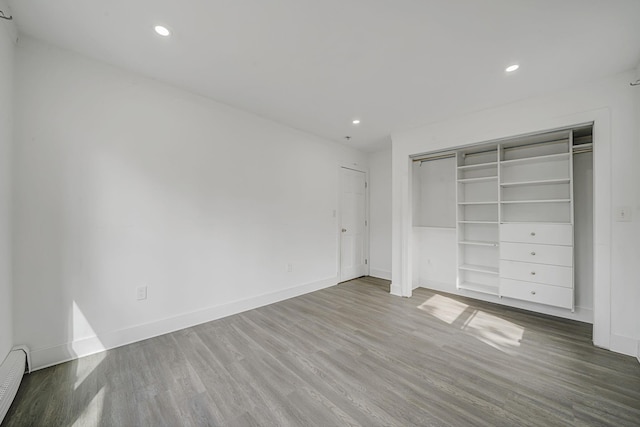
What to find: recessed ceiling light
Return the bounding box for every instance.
[505,64,519,73]
[352,119,361,125]
[154,25,171,37]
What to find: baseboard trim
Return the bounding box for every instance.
[30,276,338,371]
[369,269,391,281]
[390,283,402,296]
[609,334,640,358]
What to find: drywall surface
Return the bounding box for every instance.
[0,1,15,363]
[13,37,368,369]
[392,71,640,356]
[368,149,392,280]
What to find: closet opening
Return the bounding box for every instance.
[409,123,593,323]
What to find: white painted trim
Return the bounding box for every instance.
[608,334,640,358]
[29,276,338,371]
[369,269,391,280]
[390,283,402,296]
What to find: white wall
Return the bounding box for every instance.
[0,1,16,364]
[13,37,368,369]
[392,70,640,357]
[368,149,391,280]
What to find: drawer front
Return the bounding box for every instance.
[500,279,573,308]
[500,260,573,288]
[500,223,572,246]
[500,242,573,267]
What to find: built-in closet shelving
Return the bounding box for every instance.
[414,124,591,313]
[498,131,575,309]
[456,147,500,295]
[452,128,582,308]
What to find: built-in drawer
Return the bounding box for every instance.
[500,260,573,288]
[500,278,573,309]
[500,223,572,246]
[500,242,573,267]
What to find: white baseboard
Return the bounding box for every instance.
[30,276,338,371]
[609,334,640,359]
[390,283,402,296]
[369,269,391,281]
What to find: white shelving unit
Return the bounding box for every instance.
[498,130,575,310]
[456,147,500,296]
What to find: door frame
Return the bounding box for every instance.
[338,166,370,282]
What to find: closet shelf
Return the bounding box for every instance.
[501,199,571,204]
[500,178,570,187]
[458,176,498,184]
[458,201,498,205]
[457,162,497,171]
[458,282,499,295]
[458,220,499,224]
[500,152,569,166]
[458,240,499,247]
[458,264,499,275]
[500,221,572,225]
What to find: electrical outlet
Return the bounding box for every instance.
[287,263,293,272]
[615,206,632,222]
[136,286,147,301]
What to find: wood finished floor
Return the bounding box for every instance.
[3,276,640,426]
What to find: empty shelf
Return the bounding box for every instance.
[458,282,499,295]
[458,264,499,275]
[458,240,499,247]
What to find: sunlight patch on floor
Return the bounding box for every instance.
[461,310,524,354]
[418,294,524,354]
[418,294,469,324]
[72,386,105,427]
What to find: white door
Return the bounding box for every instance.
[340,168,367,281]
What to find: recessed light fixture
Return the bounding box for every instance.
[505,64,519,73]
[154,25,171,37]
[352,119,361,125]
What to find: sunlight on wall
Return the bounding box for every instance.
[72,301,106,390]
[418,294,524,354]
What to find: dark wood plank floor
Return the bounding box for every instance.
[4,277,640,426]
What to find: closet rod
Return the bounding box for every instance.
[503,137,570,151]
[573,143,593,154]
[412,153,455,163]
[462,147,497,157]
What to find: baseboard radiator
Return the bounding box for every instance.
[0,347,30,424]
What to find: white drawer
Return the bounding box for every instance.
[500,242,573,267]
[500,279,573,309]
[500,223,572,246]
[500,260,573,288]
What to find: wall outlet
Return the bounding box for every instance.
[136,286,147,301]
[287,263,293,272]
[615,206,632,222]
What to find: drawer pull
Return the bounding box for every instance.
[531,251,536,256]
[531,290,536,295]
[531,271,536,275]
[530,232,536,236]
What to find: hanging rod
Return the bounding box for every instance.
[0,10,12,20]
[573,143,593,154]
[412,153,456,163]
[631,80,640,87]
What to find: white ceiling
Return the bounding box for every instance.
[6,0,640,152]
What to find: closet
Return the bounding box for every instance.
[412,125,593,320]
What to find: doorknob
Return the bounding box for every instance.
[342,228,347,232]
